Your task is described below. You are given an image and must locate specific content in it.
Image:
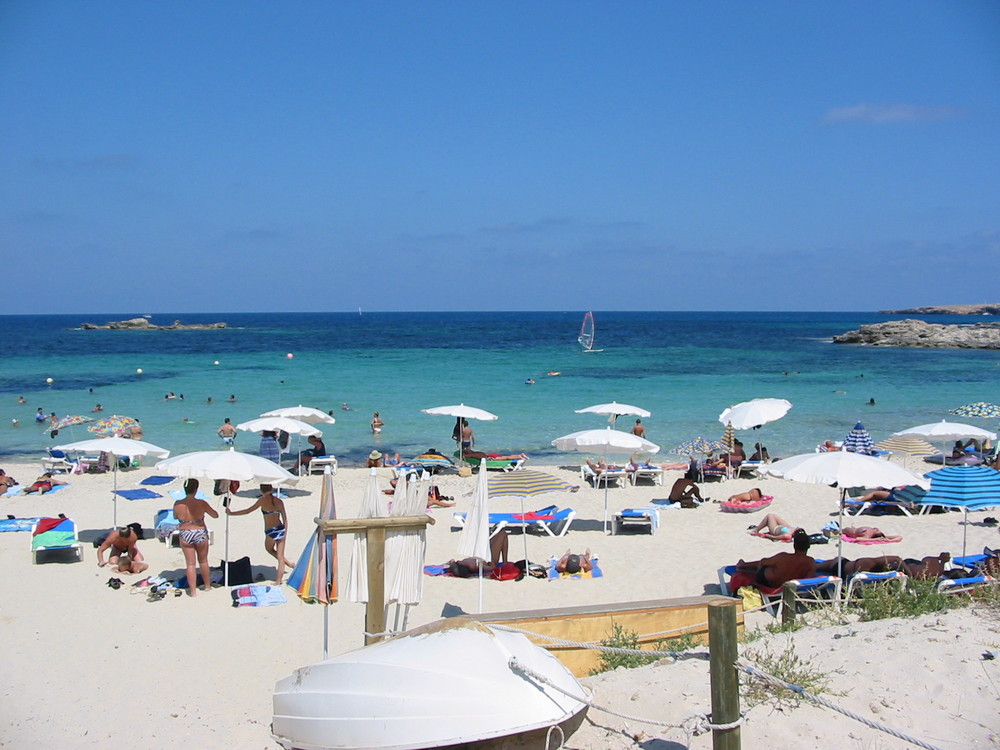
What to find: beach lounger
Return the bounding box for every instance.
[734,461,766,479]
[934,553,997,594]
[31,517,84,564]
[580,463,626,488]
[153,508,213,547]
[717,564,842,616]
[462,456,526,472]
[842,488,914,518]
[452,505,576,538]
[843,571,907,605]
[627,465,663,486]
[41,448,75,473]
[612,507,659,535]
[307,455,338,475]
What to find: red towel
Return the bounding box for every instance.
[33,517,66,535]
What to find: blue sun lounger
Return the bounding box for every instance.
[31,517,83,564]
[453,505,576,538]
[718,564,842,616]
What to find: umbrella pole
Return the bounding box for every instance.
[837,488,846,581]
[603,483,609,535]
[224,490,231,587]
[478,560,483,614]
[112,456,119,527]
[323,604,329,660]
[963,508,969,561]
[520,496,528,565]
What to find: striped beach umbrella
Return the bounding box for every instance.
[721,422,736,452]
[488,470,580,561]
[842,422,874,455]
[949,402,1000,419]
[893,465,1000,558]
[46,415,93,432]
[288,466,338,656]
[671,437,726,456]
[872,437,938,456]
[88,415,139,436]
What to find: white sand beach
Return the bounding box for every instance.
[1,457,997,749]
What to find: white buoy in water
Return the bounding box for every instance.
[45,377,53,385]
[286,353,294,359]
[136,368,143,374]
[213,361,220,366]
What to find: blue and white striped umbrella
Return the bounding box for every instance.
[842,422,874,455]
[893,465,1000,558]
[949,402,1000,419]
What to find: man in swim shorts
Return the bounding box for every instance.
[97,526,147,573]
[731,529,816,592]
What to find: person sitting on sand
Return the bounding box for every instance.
[748,512,799,541]
[291,435,327,473]
[556,549,594,574]
[96,526,148,575]
[841,526,903,543]
[731,529,816,592]
[749,443,770,462]
[367,450,384,468]
[23,472,67,494]
[668,477,706,506]
[729,488,765,505]
[815,555,903,578]
[226,484,295,585]
[447,528,509,576]
[0,469,16,491]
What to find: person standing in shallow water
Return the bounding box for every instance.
[371,412,384,434]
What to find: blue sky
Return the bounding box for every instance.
[1,2,998,314]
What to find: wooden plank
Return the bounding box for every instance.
[365,527,386,646]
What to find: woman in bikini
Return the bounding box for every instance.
[728,487,764,504]
[226,483,295,584]
[173,478,219,596]
[748,512,799,541]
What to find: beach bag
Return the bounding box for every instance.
[220,556,253,586]
[213,479,240,495]
[458,465,472,478]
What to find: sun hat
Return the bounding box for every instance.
[369,450,382,460]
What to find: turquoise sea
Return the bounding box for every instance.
[2,311,997,464]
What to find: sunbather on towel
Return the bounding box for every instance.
[732,529,816,592]
[97,526,148,574]
[447,528,509,577]
[748,512,799,541]
[841,526,903,543]
[815,555,903,578]
[23,472,66,494]
[556,549,593,574]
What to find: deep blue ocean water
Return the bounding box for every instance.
[2,311,997,463]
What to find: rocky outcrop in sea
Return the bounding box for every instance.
[80,318,227,330]
[833,319,1000,349]
[879,303,1000,315]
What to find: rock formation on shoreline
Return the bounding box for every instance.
[80,318,227,330]
[834,318,1000,349]
[879,303,1000,315]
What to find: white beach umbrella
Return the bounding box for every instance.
[718,398,792,430]
[759,451,930,579]
[575,401,651,425]
[891,420,996,443]
[421,403,499,422]
[236,416,323,437]
[53,436,171,526]
[457,464,492,613]
[155,448,299,585]
[345,468,388,604]
[260,405,336,425]
[551,427,660,533]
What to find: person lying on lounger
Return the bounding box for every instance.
[888,553,952,580]
[815,555,902,578]
[586,458,622,475]
[447,528,509,577]
[555,549,593,574]
[732,529,816,591]
[23,472,67,494]
[748,512,799,541]
[840,526,903,543]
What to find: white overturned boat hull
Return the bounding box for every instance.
[272,617,589,750]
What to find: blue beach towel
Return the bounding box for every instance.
[0,517,42,532]
[231,585,287,607]
[140,475,175,486]
[114,489,163,501]
[3,485,23,497]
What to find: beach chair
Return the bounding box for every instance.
[717,565,842,616]
[842,488,914,518]
[935,553,996,594]
[612,507,659,535]
[843,571,907,605]
[462,456,526,472]
[580,463,626,488]
[734,461,766,479]
[30,517,83,564]
[627,465,663,486]
[153,508,214,547]
[41,448,75,474]
[452,505,576,538]
[308,455,338,475]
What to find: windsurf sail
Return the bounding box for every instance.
[578,311,596,351]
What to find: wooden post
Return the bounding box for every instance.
[781,584,796,626]
[316,515,435,646]
[708,600,741,750]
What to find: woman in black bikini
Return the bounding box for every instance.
[226,483,295,584]
[173,479,219,596]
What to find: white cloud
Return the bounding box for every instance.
[823,103,964,124]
